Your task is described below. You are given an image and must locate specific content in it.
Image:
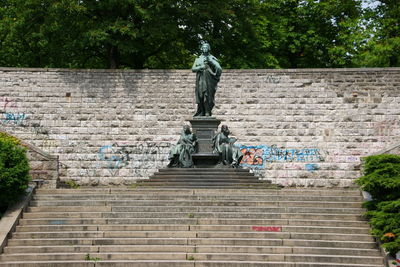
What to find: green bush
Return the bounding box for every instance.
[0,132,30,208]
[356,154,400,257]
[356,154,400,201]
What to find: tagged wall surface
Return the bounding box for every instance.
[1,68,400,187]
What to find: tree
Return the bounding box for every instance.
[0,0,378,69]
[354,0,400,67]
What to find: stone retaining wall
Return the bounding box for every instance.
[1,67,399,187]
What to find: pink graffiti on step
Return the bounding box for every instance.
[252,226,282,232]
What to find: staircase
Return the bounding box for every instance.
[0,187,384,266]
[136,168,274,188]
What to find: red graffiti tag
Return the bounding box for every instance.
[252,226,282,232]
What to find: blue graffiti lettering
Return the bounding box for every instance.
[240,144,324,169]
[3,113,26,124]
[305,163,319,172]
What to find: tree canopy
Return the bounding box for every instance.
[0,0,398,69]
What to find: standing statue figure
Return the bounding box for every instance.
[192,42,222,117]
[168,125,198,168]
[212,125,244,168]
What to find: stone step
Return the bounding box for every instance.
[15,224,371,234]
[7,238,379,249]
[35,188,363,197]
[136,183,268,188]
[0,187,383,266]
[3,245,381,256]
[18,218,369,227]
[138,178,262,183]
[21,211,365,220]
[0,252,187,261]
[29,195,364,204]
[31,194,364,203]
[187,253,384,264]
[23,205,365,215]
[0,252,384,265]
[11,231,374,242]
[27,200,363,210]
[159,168,251,173]
[142,174,257,178]
[0,261,385,267]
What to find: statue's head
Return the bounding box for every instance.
[183,125,191,134]
[200,42,210,54]
[221,125,229,133]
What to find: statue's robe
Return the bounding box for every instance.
[168,131,197,168]
[192,54,222,116]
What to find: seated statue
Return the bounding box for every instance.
[212,125,243,168]
[168,125,198,168]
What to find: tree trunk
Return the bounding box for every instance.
[107,45,119,69]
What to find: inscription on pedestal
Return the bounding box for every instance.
[197,130,214,139]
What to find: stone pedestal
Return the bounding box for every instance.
[189,117,221,167]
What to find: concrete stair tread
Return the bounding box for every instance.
[18,218,370,227]
[36,188,363,196]
[159,168,251,172]
[8,236,377,243]
[0,252,384,265]
[3,245,382,258]
[150,173,256,176]
[31,195,364,201]
[7,238,379,250]
[16,223,371,230]
[0,261,385,267]
[0,187,384,266]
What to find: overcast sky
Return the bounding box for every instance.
[361,0,380,9]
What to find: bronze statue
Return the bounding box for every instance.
[212,125,243,168]
[168,125,198,168]
[192,42,222,117]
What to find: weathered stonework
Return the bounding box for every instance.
[1,68,399,187]
[0,131,59,188]
[23,141,59,188]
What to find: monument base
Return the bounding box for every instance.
[192,153,221,168]
[189,117,221,168]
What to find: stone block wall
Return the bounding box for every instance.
[0,131,59,188]
[24,142,59,188]
[1,67,399,187]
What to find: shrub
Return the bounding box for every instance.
[0,132,30,207]
[356,154,400,201]
[356,154,400,257]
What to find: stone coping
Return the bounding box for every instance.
[0,67,400,73]
[0,185,36,253]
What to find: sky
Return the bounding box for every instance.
[361,0,380,9]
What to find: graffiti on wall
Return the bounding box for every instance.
[0,97,27,125]
[89,142,170,177]
[0,96,50,136]
[240,144,324,168]
[3,112,26,124]
[305,163,319,172]
[265,75,282,84]
[0,97,18,111]
[98,143,131,176]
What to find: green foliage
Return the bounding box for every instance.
[354,0,400,67]
[84,253,101,262]
[357,154,400,257]
[64,180,80,189]
[0,0,370,69]
[0,132,30,207]
[187,255,195,261]
[356,154,400,201]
